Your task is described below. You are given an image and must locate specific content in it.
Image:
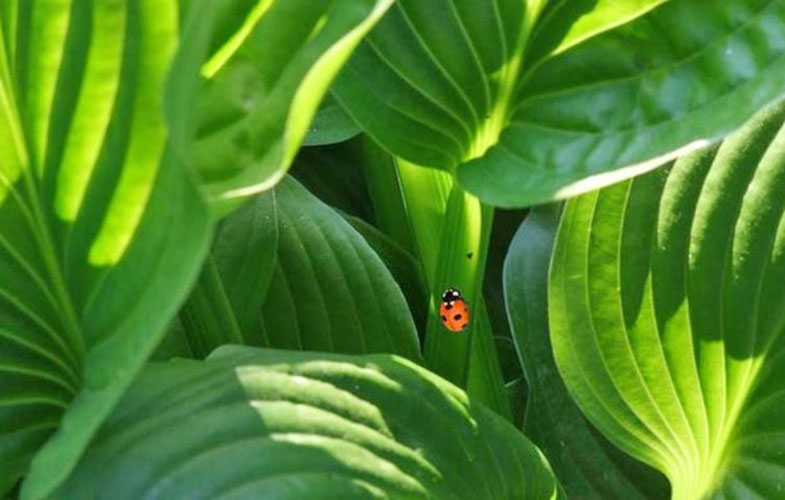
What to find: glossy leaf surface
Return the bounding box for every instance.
[181,177,422,362]
[0,2,211,497]
[505,206,669,499]
[192,0,393,209]
[335,0,785,207]
[550,101,785,498]
[57,346,561,500]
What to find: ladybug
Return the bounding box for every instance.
[439,287,470,332]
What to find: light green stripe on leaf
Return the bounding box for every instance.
[549,102,785,499]
[0,20,26,206]
[26,0,71,172]
[88,0,177,266]
[201,0,274,79]
[55,1,126,222]
[56,347,561,500]
[281,0,393,174]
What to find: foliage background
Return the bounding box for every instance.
[2,1,785,499]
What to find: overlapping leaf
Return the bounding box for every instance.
[505,206,669,499]
[335,0,785,207]
[1,1,395,496]
[56,346,561,500]
[191,0,394,210]
[182,177,422,362]
[550,101,785,498]
[344,214,429,335]
[0,2,211,497]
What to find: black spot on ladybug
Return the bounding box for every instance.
[441,315,447,321]
[445,303,453,310]
[466,252,473,260]
[461,322,468,329]
[454,314,462,321]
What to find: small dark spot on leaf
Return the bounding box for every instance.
[454,314,462,321]
[466,252,473,259]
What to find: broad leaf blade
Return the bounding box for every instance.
[343,214,429,335]
[191,0,393,209]
[261,178,422,360]
[0,2,213,497]
[549,101,785,498]
[56,346,561,500]
[182,177,422,362]
[335,0,785,207]
[461,1,785,206]
[179,191,279,352]
[504,206,669,499]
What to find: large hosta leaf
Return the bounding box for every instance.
[191,0,393,209]
[505,206,669,499]
[181,177,422,362]
[56,346,561,499]
[334,0,785,207]
[550,101,785,498]
[0,2,212,497]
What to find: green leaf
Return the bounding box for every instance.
[191,0,394,211]
[180,191,278,356]
[549,100,785,498]
[303,93,361,146]
[290,140,429,333]
[360,137,418,254]
[343,214,429,336]
[55,346,562,500]
[334,0,785,207]
[0,2,212,497]
[260,178,423,360]
[395,160,511,419]
[505,206,669,499]
[182,177,423,362]
[526,0,666,61]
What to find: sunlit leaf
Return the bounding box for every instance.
[505,206,669,499]
[550,101,785,498]
[335,0,785,207]
[0,2,212,497]
[191,0,393,210]
[56,346,562,500]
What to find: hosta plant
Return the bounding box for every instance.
[2,1,785,499]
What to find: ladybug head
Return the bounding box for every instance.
[441,287,462,302]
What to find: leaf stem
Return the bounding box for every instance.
[397,158,511,418]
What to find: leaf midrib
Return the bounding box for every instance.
[467,0,547,161]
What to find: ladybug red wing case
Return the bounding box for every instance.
[439,288,470,332]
